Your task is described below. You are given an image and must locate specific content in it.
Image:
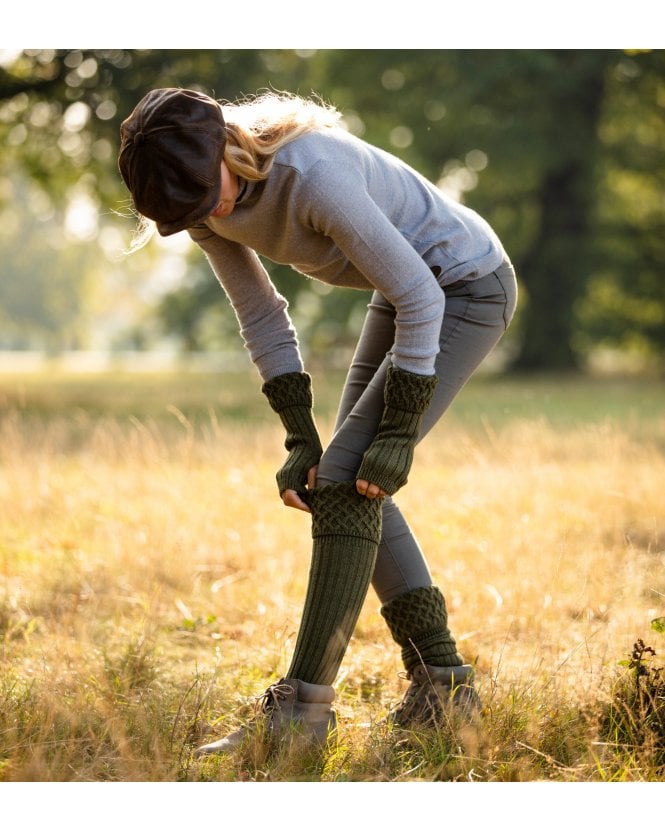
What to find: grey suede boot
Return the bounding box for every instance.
[386,664,480,729]
[194,677,337,757]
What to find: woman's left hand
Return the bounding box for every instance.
[355,479,387,500]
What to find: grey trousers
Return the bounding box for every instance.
[316,259,518,604]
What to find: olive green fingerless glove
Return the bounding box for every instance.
[356,366,437,496]
[261,372,323,497]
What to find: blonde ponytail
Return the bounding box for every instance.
[223,91,342,181]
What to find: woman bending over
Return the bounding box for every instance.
[118,87,518,755]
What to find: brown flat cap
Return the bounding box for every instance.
[118,88,226,236]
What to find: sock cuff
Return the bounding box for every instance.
[400,630,463,668]
[309,481,383,544]
[380,585,447,645]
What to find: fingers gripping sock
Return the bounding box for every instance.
[286,482,383,686]
[380,586,464,672]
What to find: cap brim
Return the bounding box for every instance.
[155,179,222,236]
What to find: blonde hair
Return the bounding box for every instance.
[125,90,341,252]
[222,90,342,181]
[125,212,156,254]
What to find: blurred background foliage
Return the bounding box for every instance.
[0,48,663,373]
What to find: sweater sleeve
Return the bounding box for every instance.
[188,223,304,381]
[301,161,444,376]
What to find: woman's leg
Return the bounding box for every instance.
[285,292,399,685]
[285,480,383,685]
[315,261,517,678]
[320,263,517,596]
[199,264,517,753]
[289,262,517,686]
[319,292,436,593]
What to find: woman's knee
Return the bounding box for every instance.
[316,447,358,486]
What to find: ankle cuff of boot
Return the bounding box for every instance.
[285,678,336,704]
[309,481,382,545]
[409,663,474,685]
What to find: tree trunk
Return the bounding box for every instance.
[513,53,610,371]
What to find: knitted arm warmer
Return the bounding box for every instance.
[261,372,323,496]
[356,366,437,495]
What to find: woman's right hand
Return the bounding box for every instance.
[281,465,318,513]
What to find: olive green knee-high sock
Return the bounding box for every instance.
[380,586,464,672]
[286,481,383,686]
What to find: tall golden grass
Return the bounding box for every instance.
[1,374,664,783]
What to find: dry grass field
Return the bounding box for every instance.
[1,370,664,798]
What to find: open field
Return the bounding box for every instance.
[1,369,664,788]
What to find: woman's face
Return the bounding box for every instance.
[209,161,239,219]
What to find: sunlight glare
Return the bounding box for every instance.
[64,193,99,242]
[0,49,21,68]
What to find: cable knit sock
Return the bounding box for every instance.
[381,586,464,672]
[286,481,383,686]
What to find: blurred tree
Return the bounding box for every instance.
[578,50,665,366]
[0,176,102,351]
[439,50,612,370]
[0,49,663,370]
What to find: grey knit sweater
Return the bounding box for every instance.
[188,127,506,380]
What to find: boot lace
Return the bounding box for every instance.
[390,667,454,722]
[391,671,420,718]
[255,681,293,715]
